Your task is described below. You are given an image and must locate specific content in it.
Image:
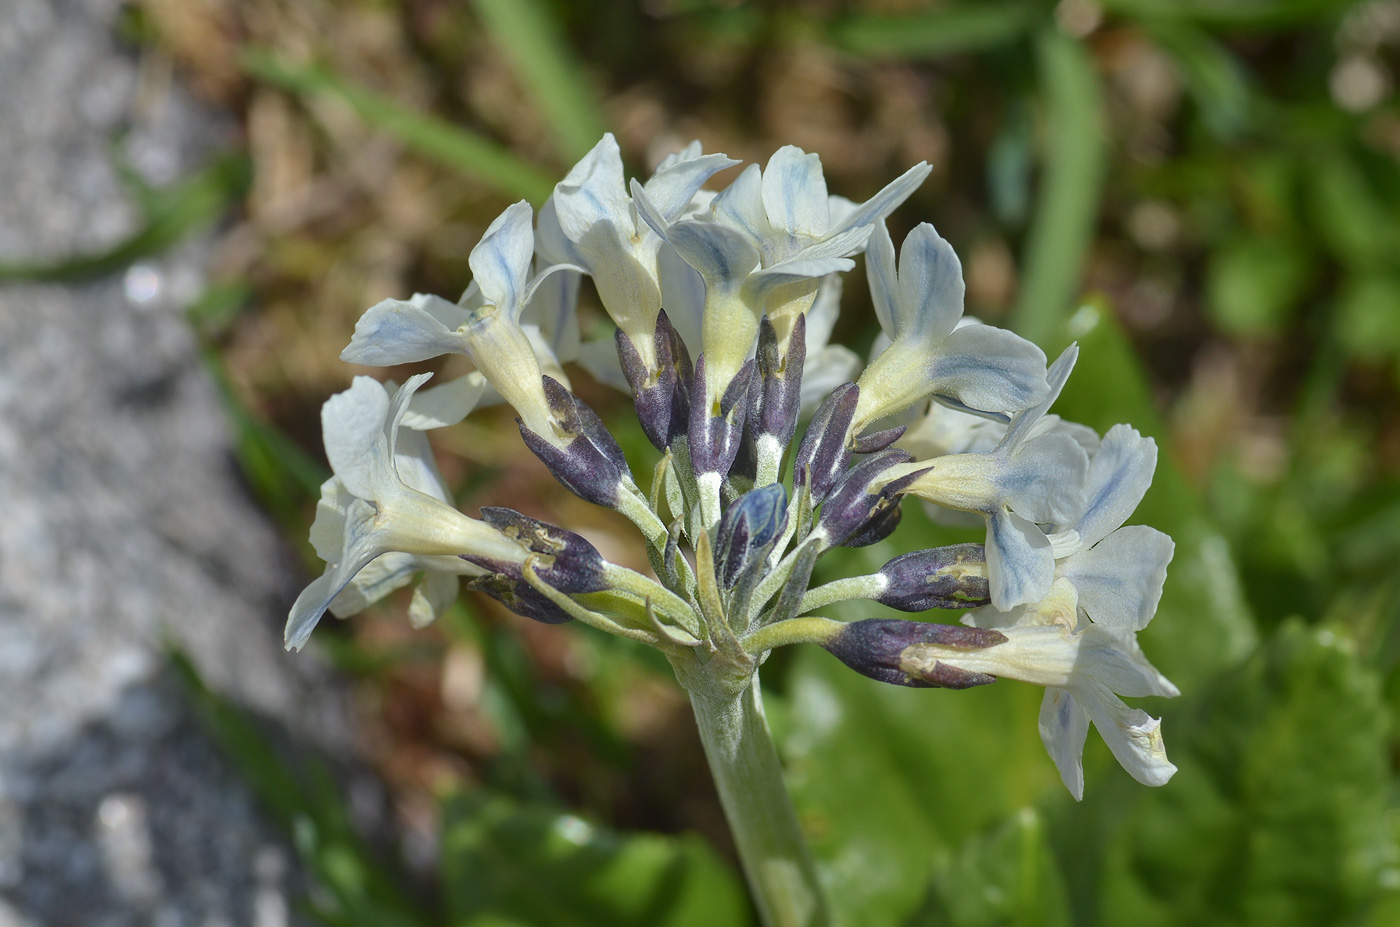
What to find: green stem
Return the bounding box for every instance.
[742,615,845,655]
[684,673,832,927]
[797,574,887,615]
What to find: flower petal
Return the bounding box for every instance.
[409,569,463,629]
[402,373,489,431]
[926,323,1049,419]
[826,161,932,239]
[1039,688,1091,800]
[1075,425,1158,549]
[985,507,1055,610]
[342,295,468,366]
[896,223,964,343]
[866,221,900,338]
[469,201,535,317]
[761,145,830,238]
[321,377,392,501]
[1076,682,1178,788]
[1064,525,1175,631]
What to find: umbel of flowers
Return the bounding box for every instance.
[287,135,1177,926]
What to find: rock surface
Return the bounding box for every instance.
[0,1,355,924]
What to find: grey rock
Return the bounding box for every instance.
[0,1,367,924]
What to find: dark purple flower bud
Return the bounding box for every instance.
[822,619,1006,688]
[466,508,607,593]
[616,310,694,451]
[518,377,631,508]
[467,574,574,624]
[751,314,805,447]
[688,355,756,476]
[793,382,858,503]
[716,483,788,588]
[877,544,990,612]
[850,424,906,454]
[817,448,919,547]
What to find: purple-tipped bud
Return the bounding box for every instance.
[877,544,990,612]
[794,382,859,503]
[752,315,805,446]
[467,574,574,624]
[616,310,694,451]
[822,619,1006,688]
[467,508,607,593]
[716,483,788,588]
[688,355,756,476]
[817,448,919,547]
[519,377,631,508]
[850,424,906,454]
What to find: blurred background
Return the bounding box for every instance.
[6,0,1400,924]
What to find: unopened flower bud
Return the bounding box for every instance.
[793,382,858,502]
[716,483,789,588]
[519,377,632,507]
[688,355,756,476]
[467,574,574,624]
[616,310,694,451]
[876,543,990,611]
[752,314,805,447]
[822,618,1007,688]
[467,507,607,593]
[816,448,921,547]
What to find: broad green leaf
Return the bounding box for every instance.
[1335,271,1400,362]
[471,0,608,162]
[1306,152,1400,269]
[241,50,556,203]
[440,790,753,927]
[1205,234,1313,334]
[1084,621,1396,927]
[909,809,1072,927]
[1011,30,1108,346]
[827,3,1035,59]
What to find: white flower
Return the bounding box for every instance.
[853,221,1048,429]
[341,202,575,441]
[551,134,737,371]
[285,374,527,651]
[948,577,1178,799]
[631,146,930,399]
[891,346,1090,609]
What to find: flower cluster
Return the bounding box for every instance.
[287,135,1177,799]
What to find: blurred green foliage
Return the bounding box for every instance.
[99,0,1400,923]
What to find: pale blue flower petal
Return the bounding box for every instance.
[342,295,468,366]
[321,377,393,500]
[402,373,489,431]
[895,223,964,342]
[709,163,770,246]
[643,151,740,221]
[552,134,632,241]
[926,323,1049,417]
[1074,425,1158,548]
[1001,431,1090,526]
[1064,525,1175,632]
[1039,688,1091,800]
[468,201,535,317]
[986,507,1055,610]
[761,145,830,237]
[998,343,1076,451]
[865,221,900,338]
[826,161,933,239]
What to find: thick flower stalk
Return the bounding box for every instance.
[286,136,1178,927]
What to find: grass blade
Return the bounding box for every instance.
[471,0,608,162]
[1010,29,1107,346]
[827,2,1035,59]
[242,50,556,204]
